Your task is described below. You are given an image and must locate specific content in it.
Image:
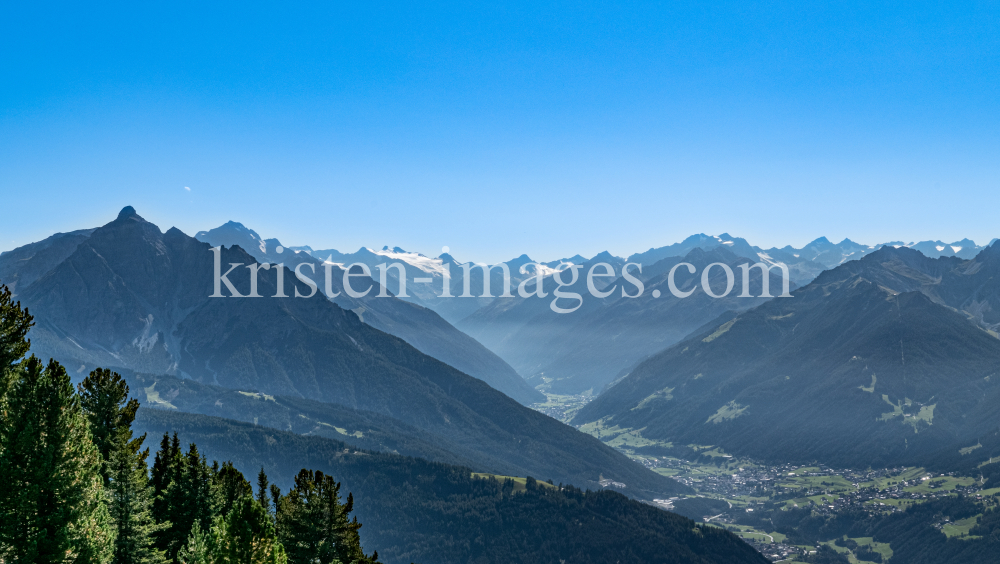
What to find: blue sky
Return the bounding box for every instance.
[2,1,998,263]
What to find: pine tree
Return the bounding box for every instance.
[269,485,282,515]
[0,356,114,563]
[151,437,217,562]
[107,427,168,564]
[152,434,183,558]
[276,470,377,564]
[78,368,141,485]
[176,522,215,564]
[152,433,183,524]
[171,444,216,561]
[151,434,172,506]
[256,468,271,513]
[214,461,252,518]
[0,282,32,400]
[79,367,166,564]
[215,496,286,564]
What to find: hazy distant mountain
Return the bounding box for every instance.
[761,236,991,272]
[628,233,759,265]
[457,252,626,388]
[907,239,987,259]
[460,247,791,395]
[574,243,1000,470]
[300,246,588,326]
[628,233,993,289]
[196,222,543,404]
[10,207,681,498]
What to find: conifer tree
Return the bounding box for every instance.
[78,368,142,484]
[215,496,287,564]
[106,427,168,564]
[256,468,271,513]
[176,522,215,564]
[152,438,217,562]
[269,485,282,515]
[152,433,183,527]
[276,470,377,564]
[79,367,166,564]
[172,444,216,561]
[0,282,32,400]
[215,461,252,518]
[0,356,114,563]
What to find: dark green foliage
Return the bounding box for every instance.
[136,409,768,564]
[152,433,183,529]
[801,545,849,564]
[833,537,857,550]
[256,468,271,513]
[0,356,113,563]
[215,496,286,564]
[671,497,732,522]
[0,282,32,395]
[269,485,282,514]
[276,469,377,564]
[79,368,143,485]
[80,368,165,564]
[860,496,998,564]
[107,426,167,564]
[215,461,252,517]
[853,545,882,563]
[151,438,218,562]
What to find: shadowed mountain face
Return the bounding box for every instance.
[574,244,1000,469]
[0,228,95,296]
[195,222,544,404]
[459,247,792,396]
[10,207,685,499]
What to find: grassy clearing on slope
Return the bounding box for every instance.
[706,401,747,424]
[942,514,982,539]
[471,473,558,492]
[577,418,673,450]
[143,383,177,410]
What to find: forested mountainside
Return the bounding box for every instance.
[576,244,1000,470]
[136,409,768,564]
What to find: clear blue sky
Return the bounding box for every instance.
[2,1,998,263]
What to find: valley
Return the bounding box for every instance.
[595,434,1000,563]
[531,389,1000,563]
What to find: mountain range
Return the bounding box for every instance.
[1,206,683,499]
[195,221,543,404]
[458,246,796,395]
[574,243,1000,470]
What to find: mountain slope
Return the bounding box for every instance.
[304,245,562,325]
[135,409,767,564]
[0,228,94,295]
[574,245,1000,469]
[460,248,790,395]
[13,206,684,499]
[195,222,543,404]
